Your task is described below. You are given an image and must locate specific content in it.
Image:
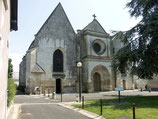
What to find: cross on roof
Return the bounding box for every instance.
[93,14,96,19]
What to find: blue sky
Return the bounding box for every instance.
[9,0,141,72]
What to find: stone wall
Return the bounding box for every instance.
[0,0,10,119]
[19,56,27,92]
[135,78,148,90]
[116,72,135,90]
[21,3,77,94]
[147,75,158,90]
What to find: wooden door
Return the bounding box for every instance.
[123,80,126,89]
[93,73,101,92]
[56,79,61,93]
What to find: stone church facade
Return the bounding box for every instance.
[19,3,135,94]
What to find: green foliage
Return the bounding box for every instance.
[7,78,17,107]
[7,58,16,107]
[113,0,158,79]
[8,58,13,78]
[74,96,158,119]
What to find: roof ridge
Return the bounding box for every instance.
[35,3,75,36]
[83,18,108,34]
[36,3,61,36]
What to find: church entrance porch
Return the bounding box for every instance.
[56,79,61,93]
[90,65,111,92]
[123,80,126,89]
[93,73,101,92]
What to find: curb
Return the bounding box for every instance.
[7,104,21,119]
[58,102,105,119]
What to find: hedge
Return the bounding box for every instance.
[7,78,17,107]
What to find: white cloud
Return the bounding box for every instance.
[9,53,24,72]
[123,17,142,31]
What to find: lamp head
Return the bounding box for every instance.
[77,62,82,67]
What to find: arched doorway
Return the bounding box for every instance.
[93,73,101,92]
[53,49,63,72]
[56,79,61,93]
[91,65,110,92]
[123,80,126,89]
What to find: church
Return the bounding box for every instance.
[19,3,136,94]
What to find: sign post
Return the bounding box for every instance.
[118,90,120,103]
[115,88,124,104]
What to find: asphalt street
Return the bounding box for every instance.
[15,90,158,119]
[19,104,90,119]
[15,95,90,119]
[15,90,158,103]
[15,95,59,104]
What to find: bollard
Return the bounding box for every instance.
[48,88,49,97]
[140,87,143,92]
[100,99,102,116]
[149,88,151,93]
[52,92,56,99]
[30,90,32,95]
[82,96,84,109]
[76,95,79,102]
[118,91,120,104]
[132,103,135,119]
[44,88,46,94]
[44,90,46,96]
[52,92,54,99]
[54,92,56,99]
[61,91,62,102]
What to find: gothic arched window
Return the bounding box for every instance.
[53,49,63,72]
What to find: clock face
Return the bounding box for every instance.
[92,39,106,55]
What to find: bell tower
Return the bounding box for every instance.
[77,16,114,92]
[81,17,112,58]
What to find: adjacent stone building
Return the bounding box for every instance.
[0,0,17,119]
[19,3,136,94]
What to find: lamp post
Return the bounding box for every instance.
[77,62,82,102]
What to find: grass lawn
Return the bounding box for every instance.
[74,96,158,119]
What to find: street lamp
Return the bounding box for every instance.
[77,62,82,102]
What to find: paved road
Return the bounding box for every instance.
[15,90,158,103]
[48,90,158,102]
[15,90,158,119]
[15,95,59,104]
[15,95,90,119]
[19,104,90,119]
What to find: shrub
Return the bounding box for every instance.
[7,78,17,107]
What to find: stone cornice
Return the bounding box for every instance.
[83,30,110,38]
[82,56,112,62]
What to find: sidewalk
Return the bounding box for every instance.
[52,89,158,102]
[7,90,158,119]
[7,104,21,119]
[59,102,105,119]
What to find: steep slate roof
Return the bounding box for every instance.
[36,2,75,37]
[28,3,75,50]
[83,19,108,34]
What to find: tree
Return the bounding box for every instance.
[113,0,158,79]
[8,58,13,78]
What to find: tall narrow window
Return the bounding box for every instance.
[53,49,63,72]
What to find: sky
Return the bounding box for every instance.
[9,0,141,72]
